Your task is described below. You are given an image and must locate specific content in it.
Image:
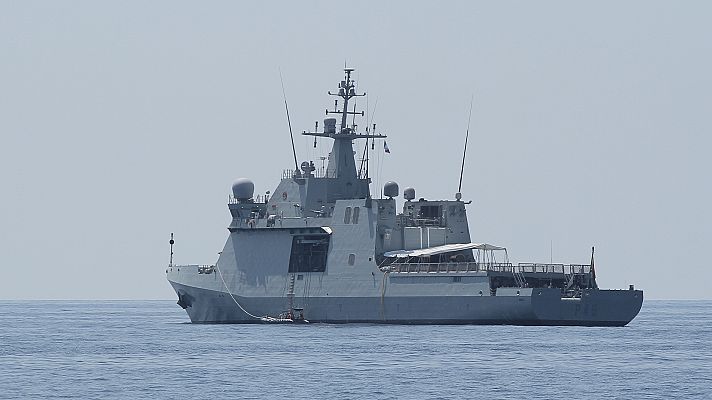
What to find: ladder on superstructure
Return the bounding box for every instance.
[564,271,577,291]
[512,266,527,288]
[286,273,296,317]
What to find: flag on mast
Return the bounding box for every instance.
[384,141,390,153]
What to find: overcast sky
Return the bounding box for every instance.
[1,1,710,300]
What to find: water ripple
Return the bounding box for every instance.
[0,300,710,399]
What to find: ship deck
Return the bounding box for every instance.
[384,262,590,275]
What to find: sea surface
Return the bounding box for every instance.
[0,300,710,399]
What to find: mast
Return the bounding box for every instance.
[301,68,387,197]
[332,68,360,132]
[169,233,174,267]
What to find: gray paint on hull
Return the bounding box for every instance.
[169,281,642,326]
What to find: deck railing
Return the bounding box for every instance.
[282,168,331,180]
[385,262,591,275]
[170,264,215,274]
[228,195,268,204]
[172,262,590,276]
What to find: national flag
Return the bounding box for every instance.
[384,141,390,153]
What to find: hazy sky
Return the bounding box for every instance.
[1,1,710,300]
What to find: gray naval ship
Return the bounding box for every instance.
[167,68,643,326]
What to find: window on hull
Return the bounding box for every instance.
[344,207,352,224]
[288,235,330,273]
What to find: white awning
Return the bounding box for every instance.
[383,243,506,258]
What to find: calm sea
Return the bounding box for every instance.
[0,300,710,399]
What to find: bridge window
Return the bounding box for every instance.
[419,205,441,219]
[348,253,356,265]
[352,207,360,224]
[288,235,330,273]
[344,207,352,224]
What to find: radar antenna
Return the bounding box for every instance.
[327,68,365,132]
[300,68,387,186]
[302,68,387,140]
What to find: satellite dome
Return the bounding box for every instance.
[231,178,255,200]
[404,187,416,201]
[383,181,399,198]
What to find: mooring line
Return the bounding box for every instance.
[215,263,261,320]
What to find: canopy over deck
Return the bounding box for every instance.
[383,243,506,259]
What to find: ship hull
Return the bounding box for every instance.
[169,280,643,326]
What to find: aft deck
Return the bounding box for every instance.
[384,262,591,275]
[383,261,595,291]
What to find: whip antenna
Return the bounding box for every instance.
[457,94,474,199]
[279,69,299,171]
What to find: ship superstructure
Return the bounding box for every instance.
[166,68,643,325]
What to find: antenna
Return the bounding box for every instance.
[300,68,385,186]
[313,121,318,148]
[352,77,358,128]
[590,246,598,288]
[279,69,299,171]
[169,233,174,267]
[326,68,365,132]
[457,94,474,200]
